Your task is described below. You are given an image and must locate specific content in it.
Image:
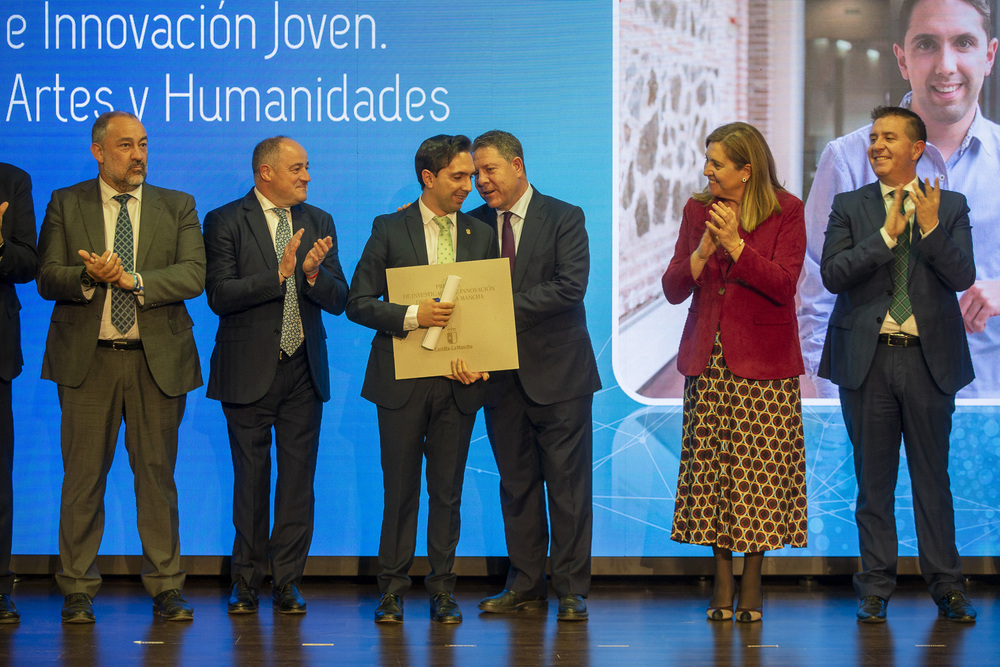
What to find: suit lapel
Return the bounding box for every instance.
[455,213,475,262]
[513,190,546,289]
[290,203,309,236]
[244,190,279,271]
[861,183,886,237]
[289,204,314,293]
[135,185,162,268]
[81,179,108,254]
[405,206,429,265]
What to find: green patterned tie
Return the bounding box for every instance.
[434,216,454,264]
[888,191,912,323]
[272,208,303,355]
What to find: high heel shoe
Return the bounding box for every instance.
[735,585,763,623]
[706,595,736,621]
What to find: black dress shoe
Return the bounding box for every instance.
[856,595,887,623]
[0,593,20,624]
[374,593,403,623]
[938,590,976,623]
[430,592,462,624]
[228,577,259,614]
[556,594,588,621]
[272,583,307,614]
[153,589,194,621]
[478,589,547,614]
[61,593,95,624]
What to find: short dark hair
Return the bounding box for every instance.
[91,111,139,145]
[899,0,993,43]
[414,134,471,188]
[252,136,291,175]
[472,130,525,166]
[871,105,928,143]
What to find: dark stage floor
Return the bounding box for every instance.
[0,575,996,665]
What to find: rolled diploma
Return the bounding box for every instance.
[421,274,462,350]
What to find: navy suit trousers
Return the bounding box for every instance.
[839,342,964,602]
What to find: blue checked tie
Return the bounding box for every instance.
[434,216,454,264]
[273,208,303,355]
[889,191,912,323]
[111,194,136,335]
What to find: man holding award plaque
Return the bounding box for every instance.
[347,134,497,625]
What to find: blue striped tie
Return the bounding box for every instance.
[111,194,135,334]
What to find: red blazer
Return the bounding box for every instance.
[662,189,806,380]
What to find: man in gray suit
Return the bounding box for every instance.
[37,111,205,624]
[348,134,495,625]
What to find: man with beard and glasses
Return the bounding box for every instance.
[37,110,205,624]
[347,134,495,625]
[800,0,1000,397]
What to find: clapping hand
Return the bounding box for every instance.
[705,201,742,253]
[910,177,941,235]
[279,229,304,280]
[882,187,908,241]
[695,229,718,260]
[78,249,123,283]
[301,236,333,276]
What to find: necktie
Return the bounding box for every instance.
[273,208,303,355]
[111,194,135,335]
[501,211,515,276]
[434,216,454,264]
[889,191,912,323]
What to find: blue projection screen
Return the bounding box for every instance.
[1,0,997,562]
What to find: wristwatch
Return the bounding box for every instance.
[81,267,96,289]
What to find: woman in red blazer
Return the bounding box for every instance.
[662,122,807,623]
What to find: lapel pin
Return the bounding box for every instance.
[465,228,470,235]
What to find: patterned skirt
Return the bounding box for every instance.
[671,335,808,552]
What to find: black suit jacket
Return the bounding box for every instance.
[469,189,601,406]
[346,205,497,414]
[0,164,38,382]
[204,189,348,404]
[37,179,205,397]
[819,181,975,394]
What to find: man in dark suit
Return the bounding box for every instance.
[0,163,39,624]
[204,136,348,615]
[820,106,977,623]
[347,134,495,625]
[37,111,205,623]
[469,130,601,622]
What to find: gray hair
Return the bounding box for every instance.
[252,136,291,175]
[91,111,139,145]
[472,130,525,167]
